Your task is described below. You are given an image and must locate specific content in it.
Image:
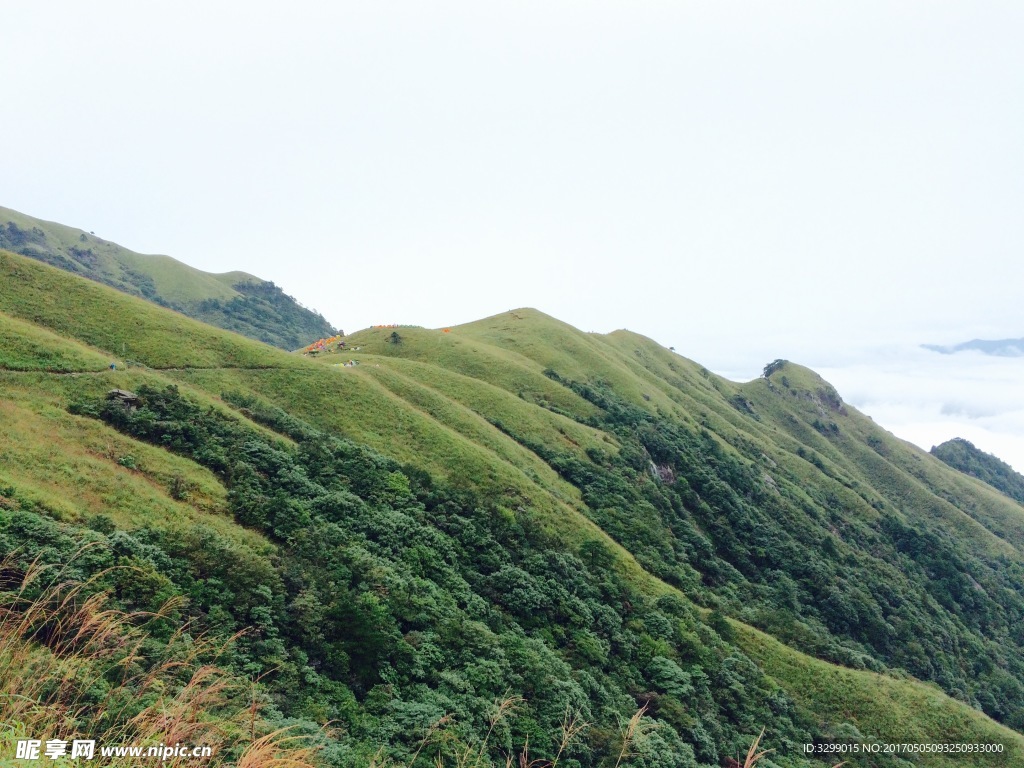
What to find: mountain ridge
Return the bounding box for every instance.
[2,248,1024,766]
[0,205,337,349]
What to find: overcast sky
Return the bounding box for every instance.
[3,2,1023,468]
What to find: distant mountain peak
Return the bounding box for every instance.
[922,337,1024,357]
[931,437,1024,504]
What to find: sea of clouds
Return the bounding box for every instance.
[817,346,1024,473]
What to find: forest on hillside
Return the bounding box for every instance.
[0,217,337,350]
[932,438,1024,507]
[3,253,1024,766]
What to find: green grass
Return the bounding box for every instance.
[0,207,335,349]
[743,364,1024,558]
[0,311,111,372]
[353,362,590,504]
[0,205,248,304]
[0,371,268,549]
[343,321,604,422]
[116,251,244,304]
[0,251,287,368]
[165,364,660,595]
[4,250,1024,763]
[450,309,694,418]
[737,621,1024,768]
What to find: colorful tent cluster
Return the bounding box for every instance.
[303,334,345,353]
[372,324,403,329]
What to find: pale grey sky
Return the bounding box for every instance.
[3,2,1023,467]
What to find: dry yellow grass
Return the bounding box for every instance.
[0,553,318,767]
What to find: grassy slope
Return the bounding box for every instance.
[739,622,1021,768]
[581,327,1024,560]
[737,366,1024,557]
[117,252,247,304]
[0,376,251,541]
[0,311,112,372]
[0,251,658,586]
[0,206,336,349]
[0,205,247,303]
[0,250,283,368]
[2,253,1024,764]
[452,316,1024,555]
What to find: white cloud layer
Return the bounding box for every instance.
[817,347,1024,473]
